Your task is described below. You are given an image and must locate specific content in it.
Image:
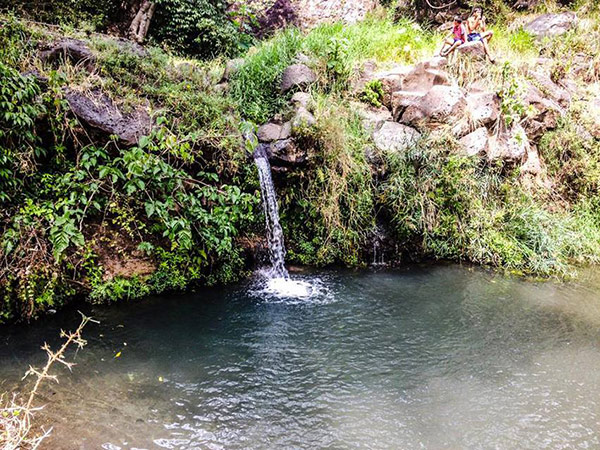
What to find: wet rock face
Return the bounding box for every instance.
[524,12,578,38]
[65,89,152,146]
[40,39,96,71]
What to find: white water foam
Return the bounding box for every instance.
[250,271,334,305]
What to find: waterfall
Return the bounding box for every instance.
[253,144,289,279]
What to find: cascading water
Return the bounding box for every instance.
[253,144,289,279]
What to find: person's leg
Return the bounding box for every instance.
[438,38,453,56]
[446,40,462,56]
[480,37,495,63]
[481,30,494,42]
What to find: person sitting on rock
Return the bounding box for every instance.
[438,16,467,58]
[466,7,496,63]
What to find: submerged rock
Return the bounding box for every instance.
[65,88,151,146]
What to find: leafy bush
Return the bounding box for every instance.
[151,0,253,58]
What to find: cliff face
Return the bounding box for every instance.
[292,0,378,27]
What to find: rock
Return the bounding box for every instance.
[353,103,393,132]
[21,70,49,88]
[292,0,378,29]
[114,38,149,58]
[293,53,313,65]
[459,127,489,157]
[423,56,448,70]
[268,139,308,167]
[523,82,563,140]
[467,92,500,126]
[401,85,467,126]
[65,88,151,146]
[257,123,284,142]
[213,82,228,94]
[526,70,571,107]
[280,64,317,93]
[292,106,316,129]
[364,66,412,108]
[280,121,292,140]
[521,146,543,175]
[291,92,311,108]
[40,39,96,71]
[401,67,451,93]
[524,12,577,38]
[391,91,426,121]
[372,121,421,153]
[585,98,600,139]
[456,41,486,58]
[488,124,529,161]
[221,58,244,82]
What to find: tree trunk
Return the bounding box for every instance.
[128,0,156,43]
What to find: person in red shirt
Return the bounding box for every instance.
[438,16,467,58]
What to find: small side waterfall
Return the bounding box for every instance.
[253,144,289,279]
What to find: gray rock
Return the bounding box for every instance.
[401,85,467,126]
[459,127,489,157]
[401,67,451,93]
[280,121,293,140]
[585,98,600,139]
[280,64,317,93]
[257,123,284,142]
[372,121,421,153]
[291,92,311,108]
[488,124,529,161]
[521,146,543,175]
[457,41,486,58]
[391,91,426,121]
[467,92,500,126]
[221,58,244,82]
[65,88,151,146]
[268,139,308,167]
[353,103,393,132]
[523,82,563,140]
[524,12,577,38]
[526,70,571,107]
[292,106,316,129]
[40,39,96,71]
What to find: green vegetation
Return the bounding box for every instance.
[2,1,600,322]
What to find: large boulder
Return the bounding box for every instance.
[467,92,500,126]
[401,85,467,127]
[40,39,96,71]
[526,70,571,107]
[291,106,317,130]
[488,124,529,161]
[391,91,426,121]
[353,103,393,133]
[257,123,284,142]
[372,121,420,153]
[524,12,577,38]
[457,41,486,58]
[267,139,308,168]
[401,66,451,93]
[280,64,317,93]
[522,82,564,141]
[459,127,489,157]
[520,146,543,175]
[65,88,151,146]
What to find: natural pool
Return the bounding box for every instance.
[1,265,600,449]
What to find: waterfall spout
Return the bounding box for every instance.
[253,144,289,279]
